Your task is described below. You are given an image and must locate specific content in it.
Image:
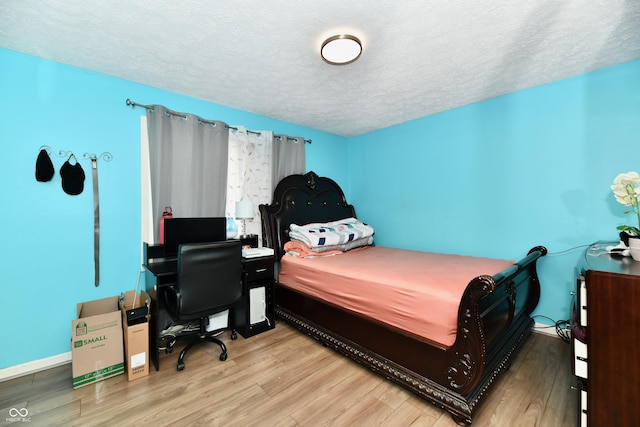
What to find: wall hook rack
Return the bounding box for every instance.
[38,145,112,288]
[39,145,113,163]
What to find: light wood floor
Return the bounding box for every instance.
[1,323,576,426]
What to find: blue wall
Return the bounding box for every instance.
[348,59,640,324]
[0,48,346,369]
[2,47,639,369]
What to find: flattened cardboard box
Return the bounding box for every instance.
[121,290,150,381]
[72,296,124,388]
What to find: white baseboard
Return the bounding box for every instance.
[533,322,569,339]
[0,352,71,382]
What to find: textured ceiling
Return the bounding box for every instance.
[1,1,640,137]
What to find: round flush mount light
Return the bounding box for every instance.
[321,34,362,65]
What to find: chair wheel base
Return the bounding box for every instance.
[171,321,234,370]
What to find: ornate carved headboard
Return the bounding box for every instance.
[259,171,356,259]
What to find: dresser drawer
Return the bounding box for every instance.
[580,389,588,427]
[578,276,587,326]
[243,256,274,281]
[573,338,588,379]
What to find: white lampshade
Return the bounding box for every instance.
[235,201,254,220]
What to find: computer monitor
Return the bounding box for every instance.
[163,217,227,256]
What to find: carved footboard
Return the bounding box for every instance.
[444,245,546,423]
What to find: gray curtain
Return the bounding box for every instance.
[272,134,306,187]
[147,105,229,237]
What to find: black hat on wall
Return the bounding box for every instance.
[35,149,55,182]
[60,156,85,195]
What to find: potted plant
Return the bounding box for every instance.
[611,171,640,260]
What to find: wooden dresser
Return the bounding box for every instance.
[573,247,640,426]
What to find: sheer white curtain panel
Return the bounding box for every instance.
[226,127,273,245]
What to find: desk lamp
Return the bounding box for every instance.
[235,201,254,238]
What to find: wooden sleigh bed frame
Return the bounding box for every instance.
[259,171,547,425]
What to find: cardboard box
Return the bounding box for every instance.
[72,296,124,388]
[120,291,150,381]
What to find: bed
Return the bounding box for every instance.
[259,171,546,425]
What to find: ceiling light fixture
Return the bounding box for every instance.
[321,34,362,65]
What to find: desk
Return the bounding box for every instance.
[143,243,275,370]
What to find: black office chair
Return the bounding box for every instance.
[164,240,243,371]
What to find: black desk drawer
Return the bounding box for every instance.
[237,255,276,338]
[243,256,274,281]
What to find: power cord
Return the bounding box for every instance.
[554,319,571,343]
[533,315,572,343]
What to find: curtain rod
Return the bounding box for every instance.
[125,98,311,144]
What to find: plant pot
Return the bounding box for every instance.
[629,237,640,262]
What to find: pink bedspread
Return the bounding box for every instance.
[279,246,514,347]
